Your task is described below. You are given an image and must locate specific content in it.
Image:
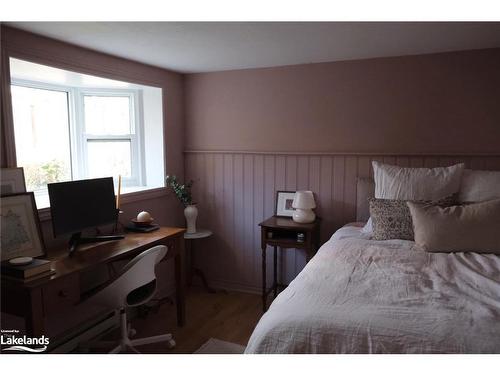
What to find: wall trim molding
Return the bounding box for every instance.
[185,150,500,157]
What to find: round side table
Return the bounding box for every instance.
[184,229,215,293]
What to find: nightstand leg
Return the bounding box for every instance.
[273,246,278,298]
[262,245,267,312]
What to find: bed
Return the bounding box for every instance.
[245,224,500,353]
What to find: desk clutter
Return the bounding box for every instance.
[1,257,54,280]
[125,211,160,232]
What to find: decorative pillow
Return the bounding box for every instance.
[369,199,414,240]
[369,195,457,241]
[372,161,465,200]
[407,199,500,254]
[458,169,500,203]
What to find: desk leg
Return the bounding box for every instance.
[262,245,267,312]
[25,289,44,336]
[191,239,216,293]
[175,237,186,327]
[273,246,278,298]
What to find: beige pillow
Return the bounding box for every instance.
[372,161,464,200]
[370,194,457,241]
[407,199,500,254]
[459,169,500,203]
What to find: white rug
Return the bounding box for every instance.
[194,338,246,354]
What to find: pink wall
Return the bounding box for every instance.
[184,49,500,292]
[185,48,500,154]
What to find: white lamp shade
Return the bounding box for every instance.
[292,190,316,209]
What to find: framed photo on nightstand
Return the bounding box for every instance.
[275,190,296,217]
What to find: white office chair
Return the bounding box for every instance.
[80,245,175,353]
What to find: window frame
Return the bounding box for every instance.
[77,88,145,187]
[10,78,146,190]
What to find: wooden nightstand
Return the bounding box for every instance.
[259,216,321,311]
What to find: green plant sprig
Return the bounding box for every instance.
[165,175,194,207]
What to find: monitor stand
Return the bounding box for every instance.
[68,232,125,256]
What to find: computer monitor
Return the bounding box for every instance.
[48,177,124,255]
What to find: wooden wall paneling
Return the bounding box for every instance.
[357,156,371,179]
[383,156,397,165]
[396,156,410,167]
[284,156,298,283]
[332,156,345,231]
[233,154,245,288]
[344,157,358,223]
[243,154,254,285]
[319,156,334,243]
[223,154,235,282]
[274,156,287,286]
[409,156,424,168]
[253,155,265,286]
[424,157,439,168]
[484,157,500,170]
[309,156,322,239]
[294,156,310,275]
[263,155,276,285]
[213,154,225,281]
[185,152,500,293]
[203,154,215,279]
[470,157,484,170]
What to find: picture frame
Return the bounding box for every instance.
[1,167,27,195]
[275,190,296,217]
[0,192,45,261]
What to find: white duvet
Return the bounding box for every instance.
[245,225,500,353]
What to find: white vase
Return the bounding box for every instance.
[184,204,198,234]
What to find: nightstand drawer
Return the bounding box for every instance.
[42,275,80,315]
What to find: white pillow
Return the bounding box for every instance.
[361,217,373,234]
[459,169,500,203]
[372,161,465,200]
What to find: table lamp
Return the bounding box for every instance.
[292,190,316,223]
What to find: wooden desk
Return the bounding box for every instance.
[259,216,320,311]
[1,227,186,337]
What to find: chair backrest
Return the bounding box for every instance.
[84,245,168,310]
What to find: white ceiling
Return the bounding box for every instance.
[7,22,500,73]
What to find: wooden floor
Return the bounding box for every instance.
[97,286,263,354]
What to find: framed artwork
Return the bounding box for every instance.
[1,167,27,195]
[275,190,296,217]
[0,192,45,261]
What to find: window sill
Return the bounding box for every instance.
[37,186,169,222]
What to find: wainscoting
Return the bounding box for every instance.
[185,151,500,293]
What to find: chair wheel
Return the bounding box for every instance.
[167,339,176,348]
[128,328,137,337]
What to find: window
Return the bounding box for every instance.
[10,58,165,209]
[80,91,142,186]
[11,85,72,192]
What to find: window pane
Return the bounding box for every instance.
[11,85,72,191]
[84,95,131,135]
[87,140,132,178]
